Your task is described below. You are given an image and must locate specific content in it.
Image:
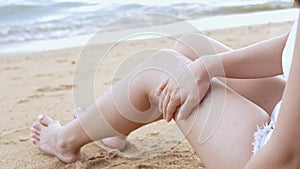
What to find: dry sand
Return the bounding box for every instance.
[0,21,293,169]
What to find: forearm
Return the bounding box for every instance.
[199,33,288,79]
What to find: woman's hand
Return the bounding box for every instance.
[157,58,211,122]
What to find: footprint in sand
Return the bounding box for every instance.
[35,73,54,77]
[36,84,74,92]
[17,99,29,104]
[0,127,29,145]
[10,77,22,80]
[28,94,44,99]
[17,94,44,104]
[4,66,22,71]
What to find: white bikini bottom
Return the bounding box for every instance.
[252,101,282,155]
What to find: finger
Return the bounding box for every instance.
[156,78,169,96]
[159,88,166,116]
[159,92,164,114]
[159,83,169,113]
[166,106,176,122]
[162,92,171,120]
[178,95,198,120]
[165,97,180,122]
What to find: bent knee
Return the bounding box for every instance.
[154,48,182,57]
[147,48,192,65]
[173,33,215,60]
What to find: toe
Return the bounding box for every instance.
[31,138,39,145]
[32,122,42,130]
[38,115,55,127]
[31,133,40,141]
[31,127,40,135]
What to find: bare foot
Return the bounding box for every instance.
[73,108,127,151]
[31,115,81,163]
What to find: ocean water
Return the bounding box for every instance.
[0,0,295,45]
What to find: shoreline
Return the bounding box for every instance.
[0,8,298,57]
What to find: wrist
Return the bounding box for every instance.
[196,54,225,78]
[190,58,209,85]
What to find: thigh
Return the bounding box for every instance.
[173,33,285,115]
[221,77,285,115]
[175,78,270,169]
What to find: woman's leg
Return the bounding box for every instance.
[175,78,269,169]
[30,49,183,163]
[72,108,127,151]
[87,33,285,152]
[96,32,285,151]
[172,33,285,115]
[31,49,268,168]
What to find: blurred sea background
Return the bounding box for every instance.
[0,0,297,55]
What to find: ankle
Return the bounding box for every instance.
[54,127,81,163]
[57,120,91,153]
[57,126,80,152]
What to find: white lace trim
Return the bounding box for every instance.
[252,122,274,155]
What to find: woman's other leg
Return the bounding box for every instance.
[175,78,269,169]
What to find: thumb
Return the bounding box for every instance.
[177,95,198,120]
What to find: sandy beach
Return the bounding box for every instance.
[0,21,293,169]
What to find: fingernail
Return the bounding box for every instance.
[38,114,44,120]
